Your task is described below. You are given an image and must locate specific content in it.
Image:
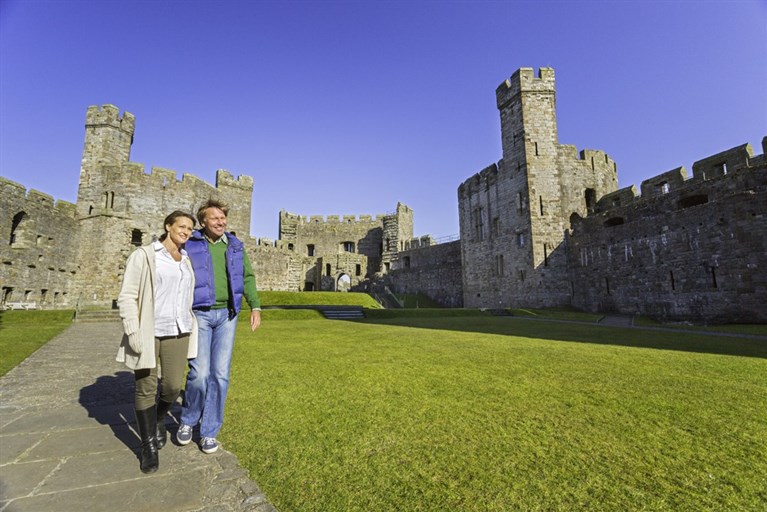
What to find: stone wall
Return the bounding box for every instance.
[386,240,463,307]
[568,141,767,322]
[459,67,766,323]
[0,178,79,308]
[278,202,415,291]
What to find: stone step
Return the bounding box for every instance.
[322,309,366,320]
[75,309,121,322]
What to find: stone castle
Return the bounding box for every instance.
[1,67,765,322]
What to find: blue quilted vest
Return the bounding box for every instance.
[185,230,246,317]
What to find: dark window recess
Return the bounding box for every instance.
[604,217,624,227]
[605,277,611,295]
[670,271,676,291]
[326,264,331,276]
[130,229,143,247]
[584,189,596,214]
[307,244,315,256]
[711,267,718,289]
[678,195,709,209]
[355,264,361,276]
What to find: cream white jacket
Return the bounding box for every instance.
[116,244,198,370]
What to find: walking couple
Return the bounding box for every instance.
[116,199,261,473]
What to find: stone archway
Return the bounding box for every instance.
[337,274,351,292]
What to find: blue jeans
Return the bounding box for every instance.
[181,308,238,438]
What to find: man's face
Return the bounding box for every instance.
[201,207,227,240]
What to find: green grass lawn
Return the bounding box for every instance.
[224,316,767,511]
[0,310,74,377]
[260,291,382,308]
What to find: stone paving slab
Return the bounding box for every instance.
[0,321,278,512]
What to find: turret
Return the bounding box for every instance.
[77,105,136,218]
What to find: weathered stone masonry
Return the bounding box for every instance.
[459,67,766,322]
[2,68,764,323]
[0,105,439,308]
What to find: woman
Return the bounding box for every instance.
[116,211,198,473]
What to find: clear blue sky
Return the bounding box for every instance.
[1,0,765,240]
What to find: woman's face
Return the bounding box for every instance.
[165,216,194,246]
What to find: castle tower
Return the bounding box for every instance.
[498,68,571,304]
[459,67,617,309]
[76,105,135,219]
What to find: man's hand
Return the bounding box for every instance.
[250,309,261,332]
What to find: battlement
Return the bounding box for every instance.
[289,212,388,225]
[85,104,135,134]
[691,143,753,180]
[457,162,499,197]
[592,139,765,214]
[1,177,78,218]
[496,67,555,109]
[216,169,254,190]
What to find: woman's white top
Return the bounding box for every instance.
[152,241,194,337]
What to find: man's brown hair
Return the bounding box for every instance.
[197,199,230,225]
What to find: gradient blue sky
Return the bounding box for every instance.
[1,0,765,240]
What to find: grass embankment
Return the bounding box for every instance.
[225,315,767,512]
[0,310,74,377]
[259,291,381,308]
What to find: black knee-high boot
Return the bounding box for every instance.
[156,399,174,449]
[135,407,159,473]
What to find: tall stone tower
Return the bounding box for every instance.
[73,105,138,307]
[459,67,618,309]
[77,105,135,218]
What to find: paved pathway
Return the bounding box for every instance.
[0,321,277,512]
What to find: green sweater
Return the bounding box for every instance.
[208,239,261,310]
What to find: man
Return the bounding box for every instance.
[177,199,261,453]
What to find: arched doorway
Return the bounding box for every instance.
[337,274,350,292]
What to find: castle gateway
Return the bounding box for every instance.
[2,68,765,322]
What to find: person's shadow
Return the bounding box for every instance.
[78,372,142,454]
[78,373,187,458]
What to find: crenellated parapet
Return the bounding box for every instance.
[85,104,135,135]
[590,140,766,215]
[692,143,754,180]
[216,169,254,190]
[285,212,388,226]
[457,162,499,198]
[496,67,555,110]
[640,166,688,199]
[0,178,78,218]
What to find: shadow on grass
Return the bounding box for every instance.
[358,316,767,359]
